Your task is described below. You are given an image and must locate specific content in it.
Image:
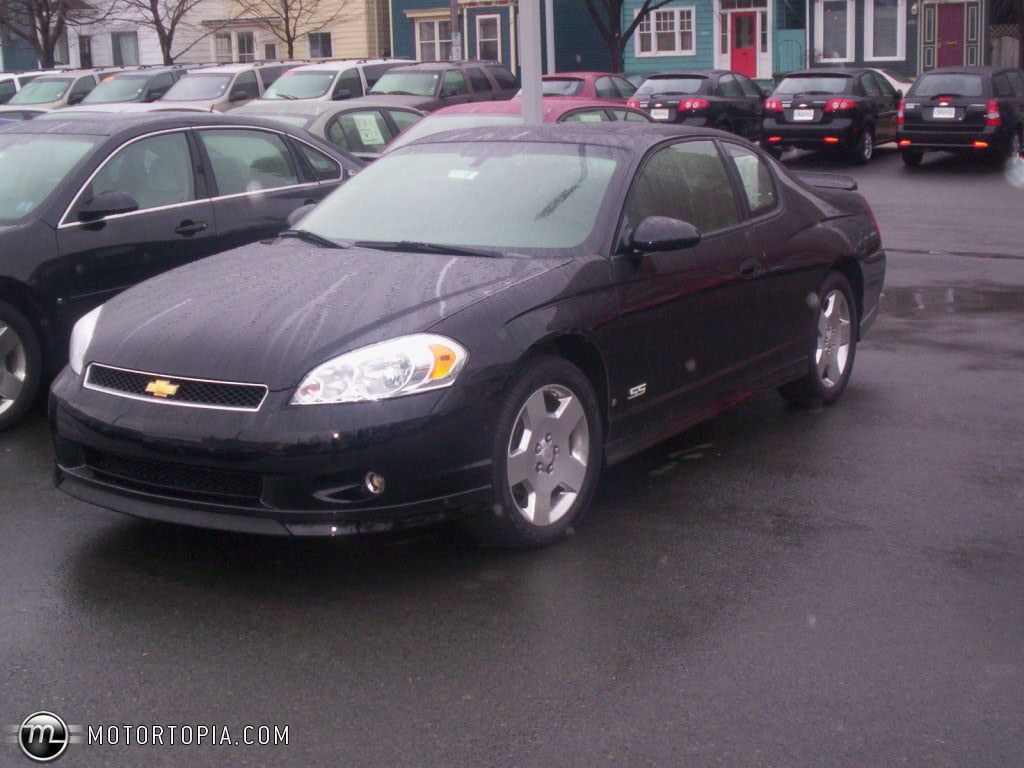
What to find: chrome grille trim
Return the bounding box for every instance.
[84,363,269,412]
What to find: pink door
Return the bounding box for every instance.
[730,13,757,79]
[937,3,965,67]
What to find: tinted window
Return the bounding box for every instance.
[297,143,342,181]
[0,81,15,102]
[561,109,611,123]
[717,74,743,97]
[736,75,761,98]
[466,67,491,92]
[362,64,396,88]
[541,78,584,96]
[198,129,299,195]
[636,76,705,96]
[440,70,468,97]
[1010,72,1024,96]
[910,73,985,97]
[0,133,98,221]
[231,70,260,101]
[773,75,851,95]
[624,140,740,234]
[147,73,174,99]
[326,110,392,153]
[993,73,1013,97]
[488,66,518,89]
[70,77,96,97]
[388,109,421,133]
[613,77,637,98]
[609,109,650,122]
[595,77,618,99]
[872,72,897,98]
[334,68,363,98]
[860,73,881,97]
[79,132,194,213]
[723,144,775,214]
[258,66,292,87]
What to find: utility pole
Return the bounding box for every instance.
[450,0,462,60]
[519,0,543,124]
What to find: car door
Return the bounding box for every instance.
[438,70,471,107]
[595,77,620,101]
[383,108,422,138]
[612,76,638,100]
[55,130,216,319]
[714,74,747,134]
[857,72,885,139]
[866,71,898,141]
[607,139,761,435]
[195,126,326,251]
[734,74,765,139]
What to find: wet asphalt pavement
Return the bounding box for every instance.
[1,146,1023,768]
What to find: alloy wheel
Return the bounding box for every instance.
[506,384,590,527]
[816,290,852,390]
[0,321,27,416]
[861,130,873,162]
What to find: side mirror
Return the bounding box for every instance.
[332,89,352,100]
[67,92,85,105]
[286,203,316,228]
[229,89,249,103]
[77,190,139,223]
[630,216,701,254]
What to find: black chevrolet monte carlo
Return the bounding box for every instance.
[0,112,362,430]
[50,124,886,548]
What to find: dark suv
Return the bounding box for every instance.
[81,65,191,104]
[897,66,1024,166]
[628,69,765,140]
[362,60,519,112]
[762,67,901,163]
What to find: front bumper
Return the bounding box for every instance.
[50,367,499,536]
[897,124,1008,151]
[762,117,859,149]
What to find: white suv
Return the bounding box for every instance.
[260,58,413,102]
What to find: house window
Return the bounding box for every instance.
[308,32,332,58]
[416,19,452,61]
[635,7,696,56]
[865,0,905,60]
[79,35,92,67]
[237,31,255,62]
[759,10,768,52]
[264,43,277,59]
[476,14,501,61]
[816,0,854,62]
[54,32,70,65]
[215,32,233,63]
[111,31,139,66]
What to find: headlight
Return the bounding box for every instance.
[291,334,468,405]
[69,305,102,376]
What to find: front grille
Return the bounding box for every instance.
[84,449,263,506]
[85,364,267,411]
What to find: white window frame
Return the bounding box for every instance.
[307,31,333,59]
[236,31,255,62]
[415,18,453,61]
[475,13,502,62]
[864,0,906,62]
[633,6,697,58]
[815,0,856,63]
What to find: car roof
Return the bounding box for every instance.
[387,60,504,73]
[282,58,412,73]
[237,97,423,118]
[32,69,102,80]
[189,62,285,74]
[642,69,728,78]
[431,97,635,118]
[917,65,1000,76]
[543,71,623,79]
[0,111,299,137]
[783,68,863,77]
[104,65,187,78]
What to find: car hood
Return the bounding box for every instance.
[87,239,570,390]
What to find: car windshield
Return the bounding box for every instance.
[911,73,986,97]
[299,141,623,257]
[263,71,336,100]
[369,71,438,97]
[9,78,72,104]
[163,73,233,101]
[541,78,584,96]
[774,76,851,95]
[386,114,521,152]
[0,133,98,221]
[83,75,149,103]
[636,76,706,96]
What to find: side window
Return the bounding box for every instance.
[873,73,897,98]
[326,110,391,153]
[613,77,637,98]
[0,80,16,103]
[388,109,421,133]
[333,68,363,98]
[440,70,468,97]
[595,77,618,99]
[466,67,491,92]
[362,64,393,89]
[621,109,650,122]
[993,74,1013,97]
[624,140,741,235]
[723,143,776,215]
[77,132,195,214]
[560,109,611,123]
[259,66,291,88]
[146,73,174,100]
[1011,72,1024,97]
[198,129,299,195]
[717,74,742,97]
[488,66,518,90]
[296,142,342,182]
[231,70,259,100]
[736,75,761,98]
[860,73,882,97]
[71,76,96,98]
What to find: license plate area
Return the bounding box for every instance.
[792,109,815,121]
[932,107,956,119]
[650,108,672,121]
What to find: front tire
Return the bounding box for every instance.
[779,273,858,407]
[465,355,603,548]
[0,300,42,431]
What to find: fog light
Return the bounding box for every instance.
[767,136,782,143]
[973,141,989,149]
[823,136,840,144]
[364,472,386,496]
[898,139,911,147]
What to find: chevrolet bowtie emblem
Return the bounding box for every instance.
[145,379,180,398]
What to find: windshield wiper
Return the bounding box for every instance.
[281,229,348,249]
[353,240,510,258]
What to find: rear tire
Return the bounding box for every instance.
[0,300,43,432]
[779,273,858,407]
[851,125,874,164]
[464,355,603,549]
[901,149,923,167]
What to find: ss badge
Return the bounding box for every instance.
[627,383,647,400]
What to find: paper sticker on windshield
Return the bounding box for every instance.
[448,170,479,180]
[352,113,386,146]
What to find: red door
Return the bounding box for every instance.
[937,3,965,67]
[730,12,757,78]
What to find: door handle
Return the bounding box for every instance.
[740,258,763,279]
[175,220,207,236]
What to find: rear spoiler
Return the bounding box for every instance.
[794,171,858,192]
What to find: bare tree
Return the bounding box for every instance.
[580,0,677,73]
[107,0,217,64]
[230,0,354,59]
[0,0,107,66]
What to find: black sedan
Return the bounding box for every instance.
[897,66,1024,167]
[50,124,885,548]
[762,68,901,163]
[628,69,765,140]
[0,112,361,429]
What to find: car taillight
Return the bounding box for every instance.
[764,98,782,112]
[627,98,640,109]
[897,99,905,126]
[680,98,709,111]
[985,99,1001,126]
[824,98,856,112]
